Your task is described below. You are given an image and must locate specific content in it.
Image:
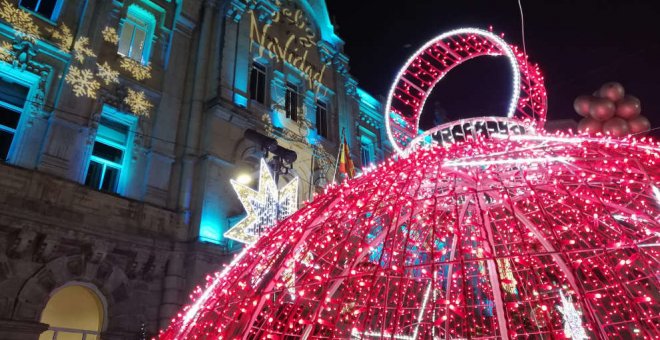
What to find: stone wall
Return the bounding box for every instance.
[0,162,227,338]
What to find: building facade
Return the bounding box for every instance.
[0,0,390,338]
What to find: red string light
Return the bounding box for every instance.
[158,27,658,339]
[160,132,659,339]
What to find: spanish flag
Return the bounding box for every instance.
[338,136,356,179]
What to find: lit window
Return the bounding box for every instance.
[360,141,374,168]
[19,0,63,21]
[285,82,298,121]
[39,285,104,340]
[0,76,29,161]
[249,62,266,104]
[315,100,328,138]
[85,108,135,194]
[118,5,155,64]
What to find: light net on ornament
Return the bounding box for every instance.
[161,133,659,339]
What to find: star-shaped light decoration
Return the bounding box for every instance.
[557,290,589,339]
[224,159,298,244]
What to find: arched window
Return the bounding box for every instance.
[39,284,105,340]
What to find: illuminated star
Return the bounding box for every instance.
[557,290,589,339]
[224,158,298,244]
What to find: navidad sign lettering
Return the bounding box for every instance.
[249,1,327,90]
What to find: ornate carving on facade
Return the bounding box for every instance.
[359,112,379,128]
[345,76,358,98]
[7,226,38,258]
[10,36,37,70]
[127,249,151,279]
[254,0,279,24]
[26,72,50,126]
[86,111,101,146]
[132,118,150,162]
[145,252,169,280]
[100,84,129,112]
[33,234,59,263]
[226,0,249,22]
[1,36,52,79]
[0,252,12,280]
[87,240,115,264]
[317,40,336,64]
[333,53,350,75]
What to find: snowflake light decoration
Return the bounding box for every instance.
[557,291,589,339]
[65,66,100,98]
[224,158,299,244]
[73,37,96,63]
[124,88,153,117]
[120,57,151,81]
[96,62,119,85]
[101,26,119,45]
[0,41,12,62]
[51,24,73,52]
[0,0,40,41]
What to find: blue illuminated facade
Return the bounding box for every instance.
[0,0,388,338]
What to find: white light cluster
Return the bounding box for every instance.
[557,290,589,339]
[444,156,573,167]
[224,158,299,245]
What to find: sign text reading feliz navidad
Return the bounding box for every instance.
[249,1,327,91]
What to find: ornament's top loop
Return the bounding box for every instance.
[384,27,547,155]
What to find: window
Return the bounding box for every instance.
[39,284,104,340]
[360,141,374,168]
[85,109,135,194]
[285,82,298,121]
[249,62,266,104]
[0,77,29,161]
[315,100,328,138]
[19,0,63,21]
[118,5,155,64]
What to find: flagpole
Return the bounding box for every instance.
[331,128,345,184]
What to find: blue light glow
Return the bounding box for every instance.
[199,206,225,244]
[233,93,248,108]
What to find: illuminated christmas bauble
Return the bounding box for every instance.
[160,29,659,339]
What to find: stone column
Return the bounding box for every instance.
[158,249,185,330]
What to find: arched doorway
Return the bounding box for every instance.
[39,283,105,340]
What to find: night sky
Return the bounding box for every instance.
[327,0,659,132]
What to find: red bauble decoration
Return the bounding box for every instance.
[616,95,642,119]
[598,82,625,102]
[589,98,616,121]
[160,135,660,340]
[628,115,651,134]
[160,27,659,340]
[602,117,630,137]
[578,117,603,134]
[573,95,593,117]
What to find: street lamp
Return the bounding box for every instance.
[243,129,297,184]
[234,173,252,185]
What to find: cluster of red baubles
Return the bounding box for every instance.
[575,82,650,136]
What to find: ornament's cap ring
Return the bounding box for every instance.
[403,116,539,155]
[384,27,548,155]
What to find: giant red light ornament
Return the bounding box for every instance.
[160,28,659,339]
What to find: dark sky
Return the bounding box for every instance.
[327,0,659,132]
